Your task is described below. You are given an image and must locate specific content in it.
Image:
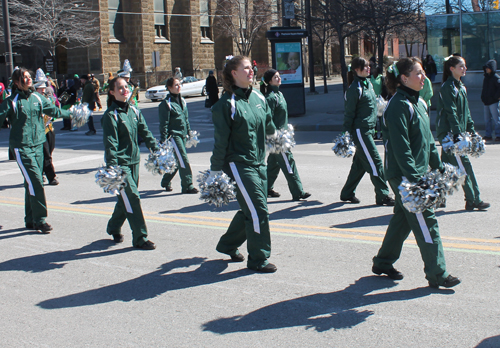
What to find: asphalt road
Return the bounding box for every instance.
[0,96,499,347]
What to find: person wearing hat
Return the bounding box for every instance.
[80,74,96,135]
[118,60,140,107]
[34,69,59,186]
[205,70,219,107]
[158,77,198,194]
[174,67,183,80]
[261,69,311,201]
[252,61,258,84]
[0,67,73,233]
[90,74,102,111]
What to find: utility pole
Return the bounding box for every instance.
[2,0,14,78]
[305,0,316,93]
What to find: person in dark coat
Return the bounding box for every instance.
[206,70,219,107]
[424,55,437,82]
[481,59,500,141]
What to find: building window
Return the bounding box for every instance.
[108,0,123,41]
[154,0,168,40]
[200,0,212,41]
[387,38,393,57]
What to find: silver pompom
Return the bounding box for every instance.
[71,102,92,128]
[197,170,237,207]
[95,165,127,195]
[332,131,356,158]
[185,130,200,149]
[266,124,296,154]
[376,96,387,117]
[144,140,177,175]
[399,163,466,213]
[469,133,486,158]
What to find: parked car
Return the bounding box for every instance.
[145,76,206,101]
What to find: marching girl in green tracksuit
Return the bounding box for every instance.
[210,55,277,273]
[0,68,73,233]
[158,77,198,194]
[102,77,159,250]
[261,69,311,201]
[372,57,460,288]
[436,56,490,211]
[340,57,394,206]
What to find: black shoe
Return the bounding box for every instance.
[112,234,124,243]
[164,185,173,192]
[135,240,156,250]
[230,253,245,262]
[60,126,71,131]
[25,222,34,230]
[252,263,277,273]
[85,130,96,136]
[268,189,281,198]
[293,192,312,201]
[341,196,360,204]
[377,196,395,206]
[438,201,446,208]
[34,222,53,234]
[372,265,404,280]
[48,178,59,186]
[465,201,490,211]
[183,187,199,194]
[429,275,461,288]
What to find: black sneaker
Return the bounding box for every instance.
[372,265,404,280]
[85,130,96,136]
[293,192,312,201]
[49,178,59,186]
[135,240,156,250]
[112,234,124,243]
[341,196,360,204]
[183,187,199,194]
[164,185,173,192]
[34,223,53,234]
[465,201,490,211]
[376,196,395,206]
[438,201,446,208]
[429,275,461,288]
[268,189,281,198]
[252,263,277,273]
[25,222,34,230]
[230,253,245,262]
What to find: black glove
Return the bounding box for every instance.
[453,133,460,143]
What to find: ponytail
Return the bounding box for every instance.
[385,57,422,95]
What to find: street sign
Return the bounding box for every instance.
[44,57,55,73]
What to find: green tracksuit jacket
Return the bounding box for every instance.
[374,86,450,285]
[343,75,377,132]
[211,87,276,270]
[265,85,305,200]
[101,101,158,247]
[158,93,194,191]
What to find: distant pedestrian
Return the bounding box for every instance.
[481,59,500,141]
[90,74,102,111]
[205,70,219,106]
[81,74,96,135]
[252,61,258,84]
[174,67,183,80]
[436,55,490,211]
[0,67,72,233]
[424,55,437,82]
[261,69,311,201]
[340,57,394,206]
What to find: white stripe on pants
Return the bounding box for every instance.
[356,129,378,176]
[281,152,293,174]
[14,148,35,196]
[416,212,433,244]
[170,138,185,168]
[229,162,260,234]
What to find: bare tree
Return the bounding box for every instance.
[360,0,423,71]
[214,0,276,56]
[1,0,99,58]
[316,0,365,91]
[394,13,427,59]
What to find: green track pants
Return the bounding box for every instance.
[267,151,305,200]
[441,150,481,205]
[161,135,194,192]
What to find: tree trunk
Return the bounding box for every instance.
[339,36,348,92]
[321,44,328,93]
[377,35,384,72]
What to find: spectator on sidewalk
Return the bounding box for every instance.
[81,74,96,135]
[424,55,437,82]
[481,59,500,141]
[205,70,219,107]
[91,74,103,111]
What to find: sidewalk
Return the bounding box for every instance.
[291,78,487,133]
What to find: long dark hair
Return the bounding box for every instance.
[260,69,278,94]
[385,57,422,95]
[107,77,127,108]
[12,67,33,92]
[222,55,249,94]
[347,57,369,86]
[442,56,465,83]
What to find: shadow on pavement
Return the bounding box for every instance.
[475,335,500,347]
[202,275,453,334]
[0,183,24,191]
[37,257,252,309]
[0,239,131,273]
[331,214,392,229]
[160,201,239,214]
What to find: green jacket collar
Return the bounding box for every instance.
[269,85,280,93]
[354,75,368,87]
[233,86,253,99]
[397,86,420,104]
[447,75,463,87]
[111,100,129,113]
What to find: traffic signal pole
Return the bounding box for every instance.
[2,0,14,78]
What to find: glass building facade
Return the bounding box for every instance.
[427,11,500,71]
